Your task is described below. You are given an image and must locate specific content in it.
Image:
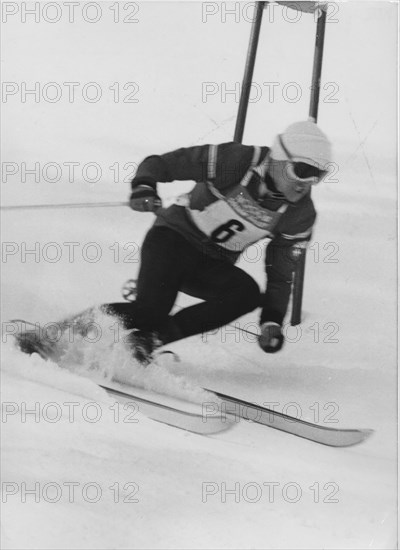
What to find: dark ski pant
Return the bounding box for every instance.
[104,226,260,344]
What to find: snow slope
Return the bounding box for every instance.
[1,2,397,549]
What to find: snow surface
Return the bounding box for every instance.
[1,2,398,549]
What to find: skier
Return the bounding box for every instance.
[102,120,332,363]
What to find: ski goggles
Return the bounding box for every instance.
[278,134,328,184]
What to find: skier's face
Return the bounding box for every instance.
[268,159,321,203]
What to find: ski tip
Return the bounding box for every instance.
[338,428,375,448]
[360,428,375,440]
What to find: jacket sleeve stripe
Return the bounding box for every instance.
[280,226,313,240]
[207,144,218,180]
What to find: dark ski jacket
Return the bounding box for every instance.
[131,142,317,325]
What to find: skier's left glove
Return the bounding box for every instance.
[258,322,284,353]
[129,184,162,213]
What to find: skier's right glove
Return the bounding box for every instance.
[258,322,284,353]
[129,184,162,212]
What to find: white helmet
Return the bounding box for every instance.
[270,120,332,169]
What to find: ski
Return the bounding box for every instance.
[205,388,374,447]
[99,382,234,436]
[100,382,373,446]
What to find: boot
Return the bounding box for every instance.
[125,329,162,365]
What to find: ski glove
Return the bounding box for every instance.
[129,184,162,213]
[258,322,284,353]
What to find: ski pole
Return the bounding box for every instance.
[0,201,129,211]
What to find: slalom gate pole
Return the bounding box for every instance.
[308,6,327,122]
[234,1,265,142]
[290,5,327,326]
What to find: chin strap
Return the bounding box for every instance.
[252,152,286,202]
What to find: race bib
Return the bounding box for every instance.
[189,186,285,251]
